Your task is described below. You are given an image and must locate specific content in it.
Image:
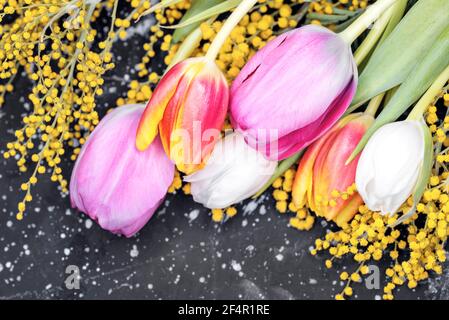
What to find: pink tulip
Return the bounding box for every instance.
[70,104,175,237]
[230,25,357,160]
[136,57,228,175]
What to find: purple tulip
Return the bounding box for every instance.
[70,104,175,237]
[230,25,358,160]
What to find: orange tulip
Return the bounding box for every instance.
[292,113,373,226]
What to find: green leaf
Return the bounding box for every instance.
[252,151,304,199]
[377,0,407,44]
[307,13,357,23]
[172,0,225,43]
[353,0,407,68]
[347,23,449,163]
[344,0,406,103]
[350,0,449,108]
[161,0,241,29]
[391,119,433,227]
[332,7,363,17]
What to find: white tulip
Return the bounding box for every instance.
[355,120,426,215]
[184,132,277,209]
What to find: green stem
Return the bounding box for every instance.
[353,4,393,66]
[408,64,449,120]
[166,17,217,71]
[339,0,398,44]
[205,0,258,61]
[252,150,304,199]
[364,93,385,116]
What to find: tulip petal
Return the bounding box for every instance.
[136,60,190,151]
[167,61,228,174]
[292,129,336,210]
[270,75,358,160]
[292,113,361,211]
[230,25,357,160]
[314,115,372,220]
[158,61,201,160]
[154,58,229,174]
[185,133,277,208]
[291,146,316,210]
[232,26,353,133]
[334,194,364,227]
[71,105,175,237]
[356,120,424,215]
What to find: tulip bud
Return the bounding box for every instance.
[184,132,277,209]
[355,120,430,215]
[230,25,357,160]
[70,104,175,237]
[136,57,229,174]
[292,113,373,226]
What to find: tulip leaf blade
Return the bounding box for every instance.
[347,23,449,164]
[253,151,304,199]
[161,0,241,30]
[172,0,225,43]
[350,0,449,107]
[377,0,408,45]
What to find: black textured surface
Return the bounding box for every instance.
[0,16,448,301]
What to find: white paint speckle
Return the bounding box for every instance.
[275,254,284,261]
[243,201,258,215]
[23,244,30,256]
[231,260,242,272]
[85,219,93,229]
[130,245,139,258]
[188,209,200,222]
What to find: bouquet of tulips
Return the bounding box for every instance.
[2,0,449,299]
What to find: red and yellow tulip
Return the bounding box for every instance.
[136,57,229,174]
[292,113,374,226]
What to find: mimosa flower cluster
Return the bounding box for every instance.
[2,0,449,301]
[0,0,152,219]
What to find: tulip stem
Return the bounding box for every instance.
[167,17,217,72]
[354,0,407,66]
[408,64,449,120]
[252,150,304,199]
[205,0,258,61]
[364,93,385,116]
[353,4,393,66]
[339,0,398,45]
